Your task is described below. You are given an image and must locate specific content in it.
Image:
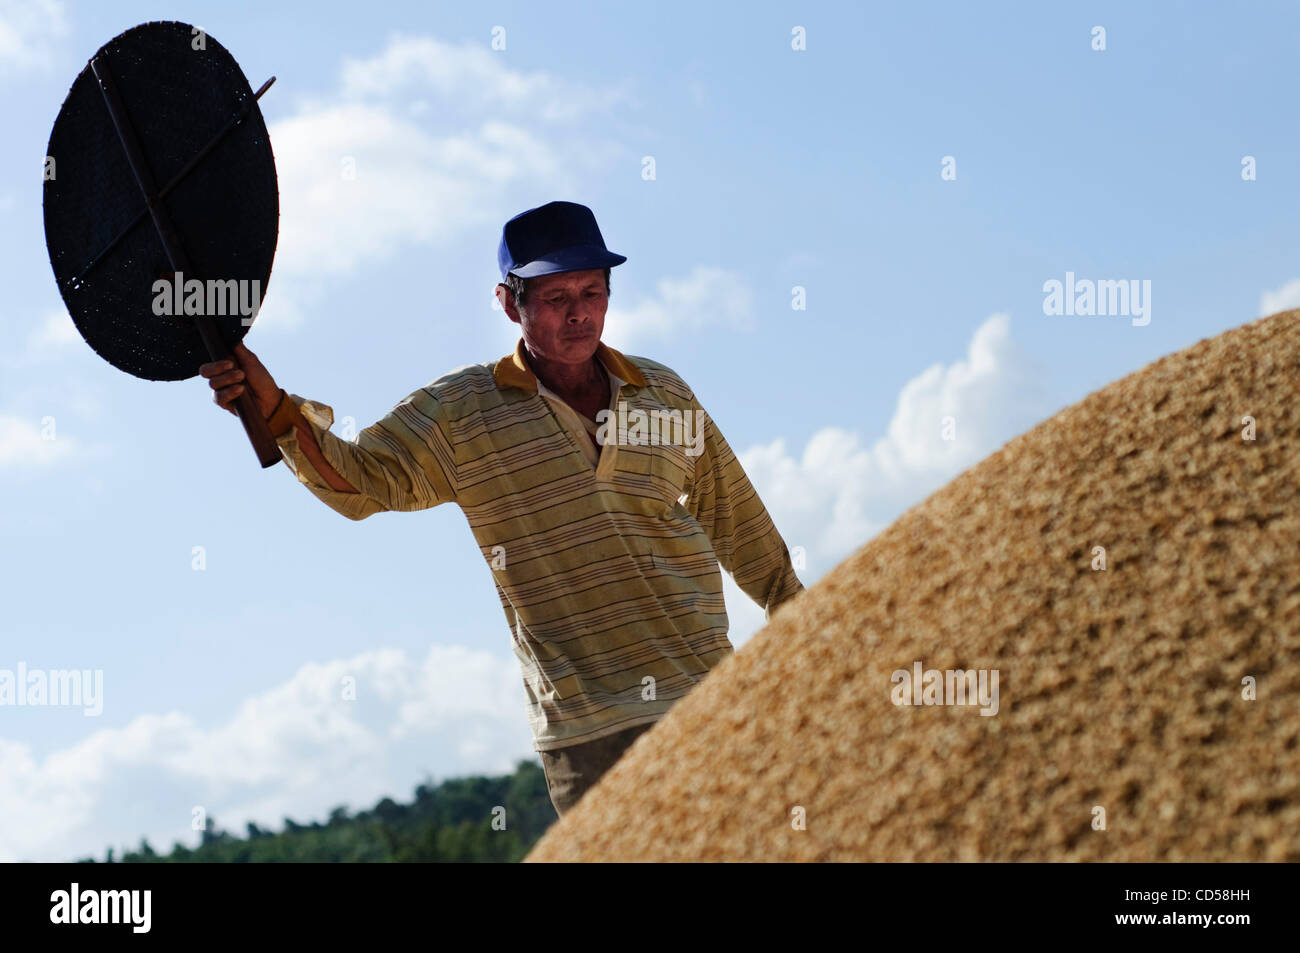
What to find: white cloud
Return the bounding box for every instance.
[724,314,1052,640]
[338,34,627,121]
[0,643,532,861]
[256,35,622,334]
[601,266,753,349]
[1260,278,1300,317]
[0,310,104,470]
[0,413,76,469]
[0,0,65,75]
[24,308,78,358]
[0,307,82,372]
[272,109,568,281]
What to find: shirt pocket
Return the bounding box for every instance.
[614,437,692,513]
[606,395,699,508]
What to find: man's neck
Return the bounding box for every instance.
[524,345,604,401]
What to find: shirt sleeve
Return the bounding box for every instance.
[683,397,805,622]
[275,390,458,521]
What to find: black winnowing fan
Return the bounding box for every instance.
[43,20,282,466]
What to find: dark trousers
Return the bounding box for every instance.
[539,722,656,816]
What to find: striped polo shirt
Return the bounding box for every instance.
[274,338,805,751]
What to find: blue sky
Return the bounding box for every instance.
[2,0,1297,861]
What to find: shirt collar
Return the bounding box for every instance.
[493,337,646,392]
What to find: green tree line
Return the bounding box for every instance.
[78,760,556,863]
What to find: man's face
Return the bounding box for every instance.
[499,268,608,368]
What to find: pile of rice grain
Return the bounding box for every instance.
[526,309,1300,862]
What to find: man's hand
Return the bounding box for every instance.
[201,340,280,418]
[201,341,359,493]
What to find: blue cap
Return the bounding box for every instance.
[498,201,627,280]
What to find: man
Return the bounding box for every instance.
[202,201,804,816]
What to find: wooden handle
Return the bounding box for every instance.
[232,364,283,467]
[189,315,281,466]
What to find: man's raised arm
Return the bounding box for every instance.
[202,341,458,520]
